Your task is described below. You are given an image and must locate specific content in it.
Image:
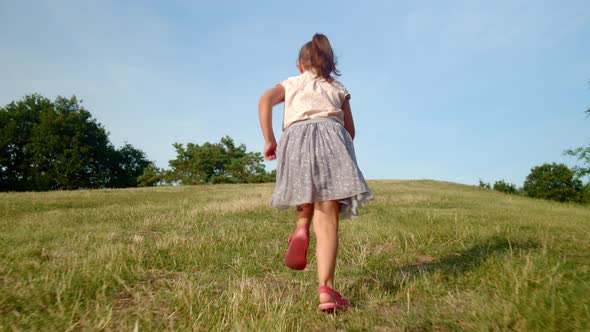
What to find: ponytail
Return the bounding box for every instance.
[298,33,340,81]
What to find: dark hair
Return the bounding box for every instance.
[298,33,340,81]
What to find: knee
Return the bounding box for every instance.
[314,200,340,214]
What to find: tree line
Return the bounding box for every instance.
[0,94,274,191]
[2,91,587,199]
[479,86,590,204]
[479,162,589,203]
[142,136,275,186]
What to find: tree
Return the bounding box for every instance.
[0,94,52,190]
[1,94,150,191]
[523,163,583,202]
[563,107,590,181]
[137,162,163,187]
[107,143,151,188]
[167,135,274,184]
[26,95,114,190]
[563,82,590,181]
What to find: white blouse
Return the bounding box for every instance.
[279,70,350,130]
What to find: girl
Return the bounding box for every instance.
[258,33,373,311]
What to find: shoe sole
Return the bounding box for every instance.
[284,233,308,270]
[318,302,344,312]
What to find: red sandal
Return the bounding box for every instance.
[318,285,351,312]
[284,227,309,270]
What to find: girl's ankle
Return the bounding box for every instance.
[295,224,310,231]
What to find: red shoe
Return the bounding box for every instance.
[318,285,351,312]
[284,227,309,270]
[331,290,351,307]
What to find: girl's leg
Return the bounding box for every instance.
[313,200,339,302]
[296,203,313,229]
[284,203,313,270]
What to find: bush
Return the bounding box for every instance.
[523,163,583,202]
[493,180,517,194]
[582,183,590,204]
[478,179,491,190]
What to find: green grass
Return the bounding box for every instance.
[1,180,589,331]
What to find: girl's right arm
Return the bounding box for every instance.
[258,84,285,160]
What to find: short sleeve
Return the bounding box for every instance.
[339,84,350,103]
[279,76,294,91]
[343,87,351,101]
[331,79,350,103]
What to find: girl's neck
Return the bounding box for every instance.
[303,68,330,81]
[302,68,317,75]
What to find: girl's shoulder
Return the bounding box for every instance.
[280,72,349,98]
[280,73,307,89]
[328,78,346,90]
[326,78,349,98]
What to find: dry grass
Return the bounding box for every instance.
[1,180,589,331]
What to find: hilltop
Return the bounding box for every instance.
[1,180,589,330]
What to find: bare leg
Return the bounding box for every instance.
[296,203,313,230]
[283,203,314,270]
[313,200,339,303]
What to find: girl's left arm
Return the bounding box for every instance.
[342,99,355,140]
[258,84,285,160]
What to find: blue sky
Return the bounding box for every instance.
[1,0,589,185]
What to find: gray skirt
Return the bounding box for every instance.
[270,117,374,219]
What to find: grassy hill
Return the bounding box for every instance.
[1,180,589,330]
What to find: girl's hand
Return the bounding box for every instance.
[259,84,284,161]
[263,141,277,160]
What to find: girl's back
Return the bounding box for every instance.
[281,71,350,130]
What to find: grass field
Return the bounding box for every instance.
[1,180,589,331]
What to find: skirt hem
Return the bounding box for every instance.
[270,190,374,219]
[270,116,374,219]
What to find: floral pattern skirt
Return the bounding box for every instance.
[270,117,374,219]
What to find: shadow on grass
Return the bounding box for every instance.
[357,236,539,295]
